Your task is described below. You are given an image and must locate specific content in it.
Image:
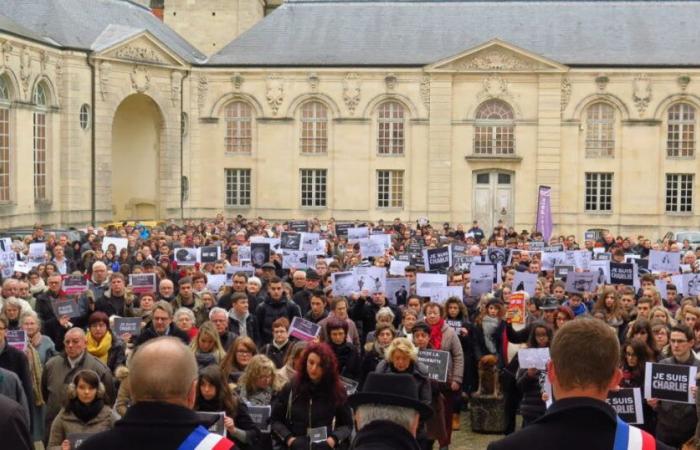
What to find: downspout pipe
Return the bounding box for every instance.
[87,54,96,226]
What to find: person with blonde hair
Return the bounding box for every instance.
[221,336,258,384]
[238,355,283,450]
[190,321,226,370]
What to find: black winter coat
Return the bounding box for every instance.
[516,368,545,421]
[0,344,34,430]
[228,313,259,346]
[0,394,32,450]
[487,397,673,450]
[79,401,218,450]
[349,420,421,450]
[330,341,361,381]
[271,382,352,448]
[254,296,301,345]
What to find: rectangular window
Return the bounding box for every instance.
[666,173,694,213]
[584,172,613,212]
[33,112,46,201]
[0,107,9,201]
[300,169,327,207]
[377,170,404,208]
[225,169,251,207]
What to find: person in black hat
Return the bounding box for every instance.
[348,372,432,450]
[292,268,321,316]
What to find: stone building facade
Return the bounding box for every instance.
[0,0,699,238]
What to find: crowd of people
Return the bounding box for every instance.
[0,215,699,449]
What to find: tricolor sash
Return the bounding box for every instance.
[178,425,234,450]
[613,416,655,450]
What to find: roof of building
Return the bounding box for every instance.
[208,0,700,67]
[0,0,206,63]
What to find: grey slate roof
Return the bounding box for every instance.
[0,13,48,45]
[0,0,206,63]
[208,0,700,67]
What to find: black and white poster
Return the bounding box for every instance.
[487,248,508,265]
[332,271,356,296]
[451,243,467,256]
[52,298,81,318]
[129,273,156,294]
[423,246,452,272]
[513,271,538,297]
[644,362,697,404]
[196,411,226,436]
[206,274,227,293]
[554,265,574,281]
[340,376,359,396]
[28,242,46,266]
[610,262,635,286]
[67,433,95,449]
[384,277,409,306]
[334,223,353,237]
[113,317,142,336]
[198,246,220,264]
[544,244,564,252]
[684,273,700,297]
[247,404,271,433]
[470,263,495,298]
[347,227,370,242]
[649,250,681,274]
[238,245,251,262]
[281,249,308,270]
[416,273,447,297]
[359,238,385,258]
[428,286,464,304]
[280,232,302,250]
[452,255,474,272]
[289,220,309,232]
[606,388,644,425]
[389,260,410,276]
[564,271,598,294]
[174,247,198,266]
[529,241,546,252]
[354,266,386,294]
[250,243,271,266]
[300,232,320,252]
[588,260,611,285]
[417,349,451,383]
[593,252,612,261]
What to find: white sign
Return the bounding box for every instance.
[517,348,551,370]
[416,273,447,297]
[101,237,128,254]
[649,250,681,274]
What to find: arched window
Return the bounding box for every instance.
[224,101,252,153]
[585,102,615,157]
[667,103,696,158]
[0,77,10,202]
[474,100,514,155]
[377,101,405,155]
[33,82,48,201]
[300,101,328,154]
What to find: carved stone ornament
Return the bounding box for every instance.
[54,57,64,99]
[307,72,319,91]
[170,71,182,106]
[266,74,284,115]
[130,65,151,93]
[560,76,572,115]
[678,74,691,91]
[385,73,397,91]
[420,74,430,108]
[39,50,49,73]
[633,74,652,117]
[114,45,163,64]
[342,72,361,115]
[482,74,508,98]
[1,40,13,67]
[99,61,111,100]
[595,73,609,92]
[197,74,208,112]
[19,46,32,95]
[453,48,547,71]
[232,72,243,91]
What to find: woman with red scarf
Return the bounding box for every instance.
[423,302,464,450]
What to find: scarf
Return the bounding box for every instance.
[429,318,445,350]
[87,331,112,365]
[25,344,44,406]
[482,316,500,354]
[68,397,104,424]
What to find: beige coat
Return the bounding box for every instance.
[436,322,464,385]
[47,405,114,449]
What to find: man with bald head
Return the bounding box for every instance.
[81,337,233,450]
[42,327,114,442]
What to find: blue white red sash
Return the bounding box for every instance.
[178,425,234,450]
[613,416,655,450]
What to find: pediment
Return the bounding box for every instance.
[427,39,567,73]
[95,29,185,67]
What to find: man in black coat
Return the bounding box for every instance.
[0,394,32,450]
[487,319,673,450]
[0,315,34,431]
[80,337,233,450]
[348,372,432,450]
[350,291,401,344]
[254,277,300,345]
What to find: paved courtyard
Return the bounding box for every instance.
[451,413,504,449]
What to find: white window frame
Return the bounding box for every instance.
[377,170,404,208]
[667,103,696,158]
[225,168,251,207]
[585,102,615,158]
[300,168,327,208]
[33,83,49,202]
[224,101,252,153]
[473,100,515,155]
[584,172,613,212]
[377,101,405,156]
[300,101,328,154]
[665,173,694,213]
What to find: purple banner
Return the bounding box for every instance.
[536,185,553,242]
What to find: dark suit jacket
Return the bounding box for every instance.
[0,394,32,450]
[487,397,674,450]
[80,401,211,450]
